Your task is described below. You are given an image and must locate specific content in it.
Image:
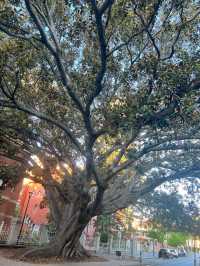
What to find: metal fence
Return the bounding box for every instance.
[0,220,155,258]
[0,220,101,251]
[0,220,53,246]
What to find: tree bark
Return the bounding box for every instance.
[22,203,92,259]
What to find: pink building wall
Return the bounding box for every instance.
[19,183,49,225]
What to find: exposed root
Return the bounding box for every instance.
[61,241,90,259]
[21,242,90,261]
[20,245,59,260]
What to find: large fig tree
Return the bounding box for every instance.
[0,0,200,259]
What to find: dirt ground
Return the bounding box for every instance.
[0,247,107,264]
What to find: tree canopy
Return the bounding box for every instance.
[167,232,188,247]
[137,190,200,236]
[0,0,200,259]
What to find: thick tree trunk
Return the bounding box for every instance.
[22,234,89,259]
[22,203,92,260]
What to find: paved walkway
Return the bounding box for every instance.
[0,256,143,266]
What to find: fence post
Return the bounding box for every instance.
[153,239,155,256]
[0,221,4,235]
[108,235,113,255]
[194,237,197,266]
[7,218,20,245]
[130,239,134,257]
[39,225,49,245]
[118,231,122,250]
[139,240,143,266]
[96,235,100,253]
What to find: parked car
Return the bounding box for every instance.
[169,249,178,258]
[158,248,173,259]
[178,248,187,257]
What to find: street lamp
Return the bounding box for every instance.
[16,191,33,245]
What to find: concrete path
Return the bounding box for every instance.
[0,255,143,266]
